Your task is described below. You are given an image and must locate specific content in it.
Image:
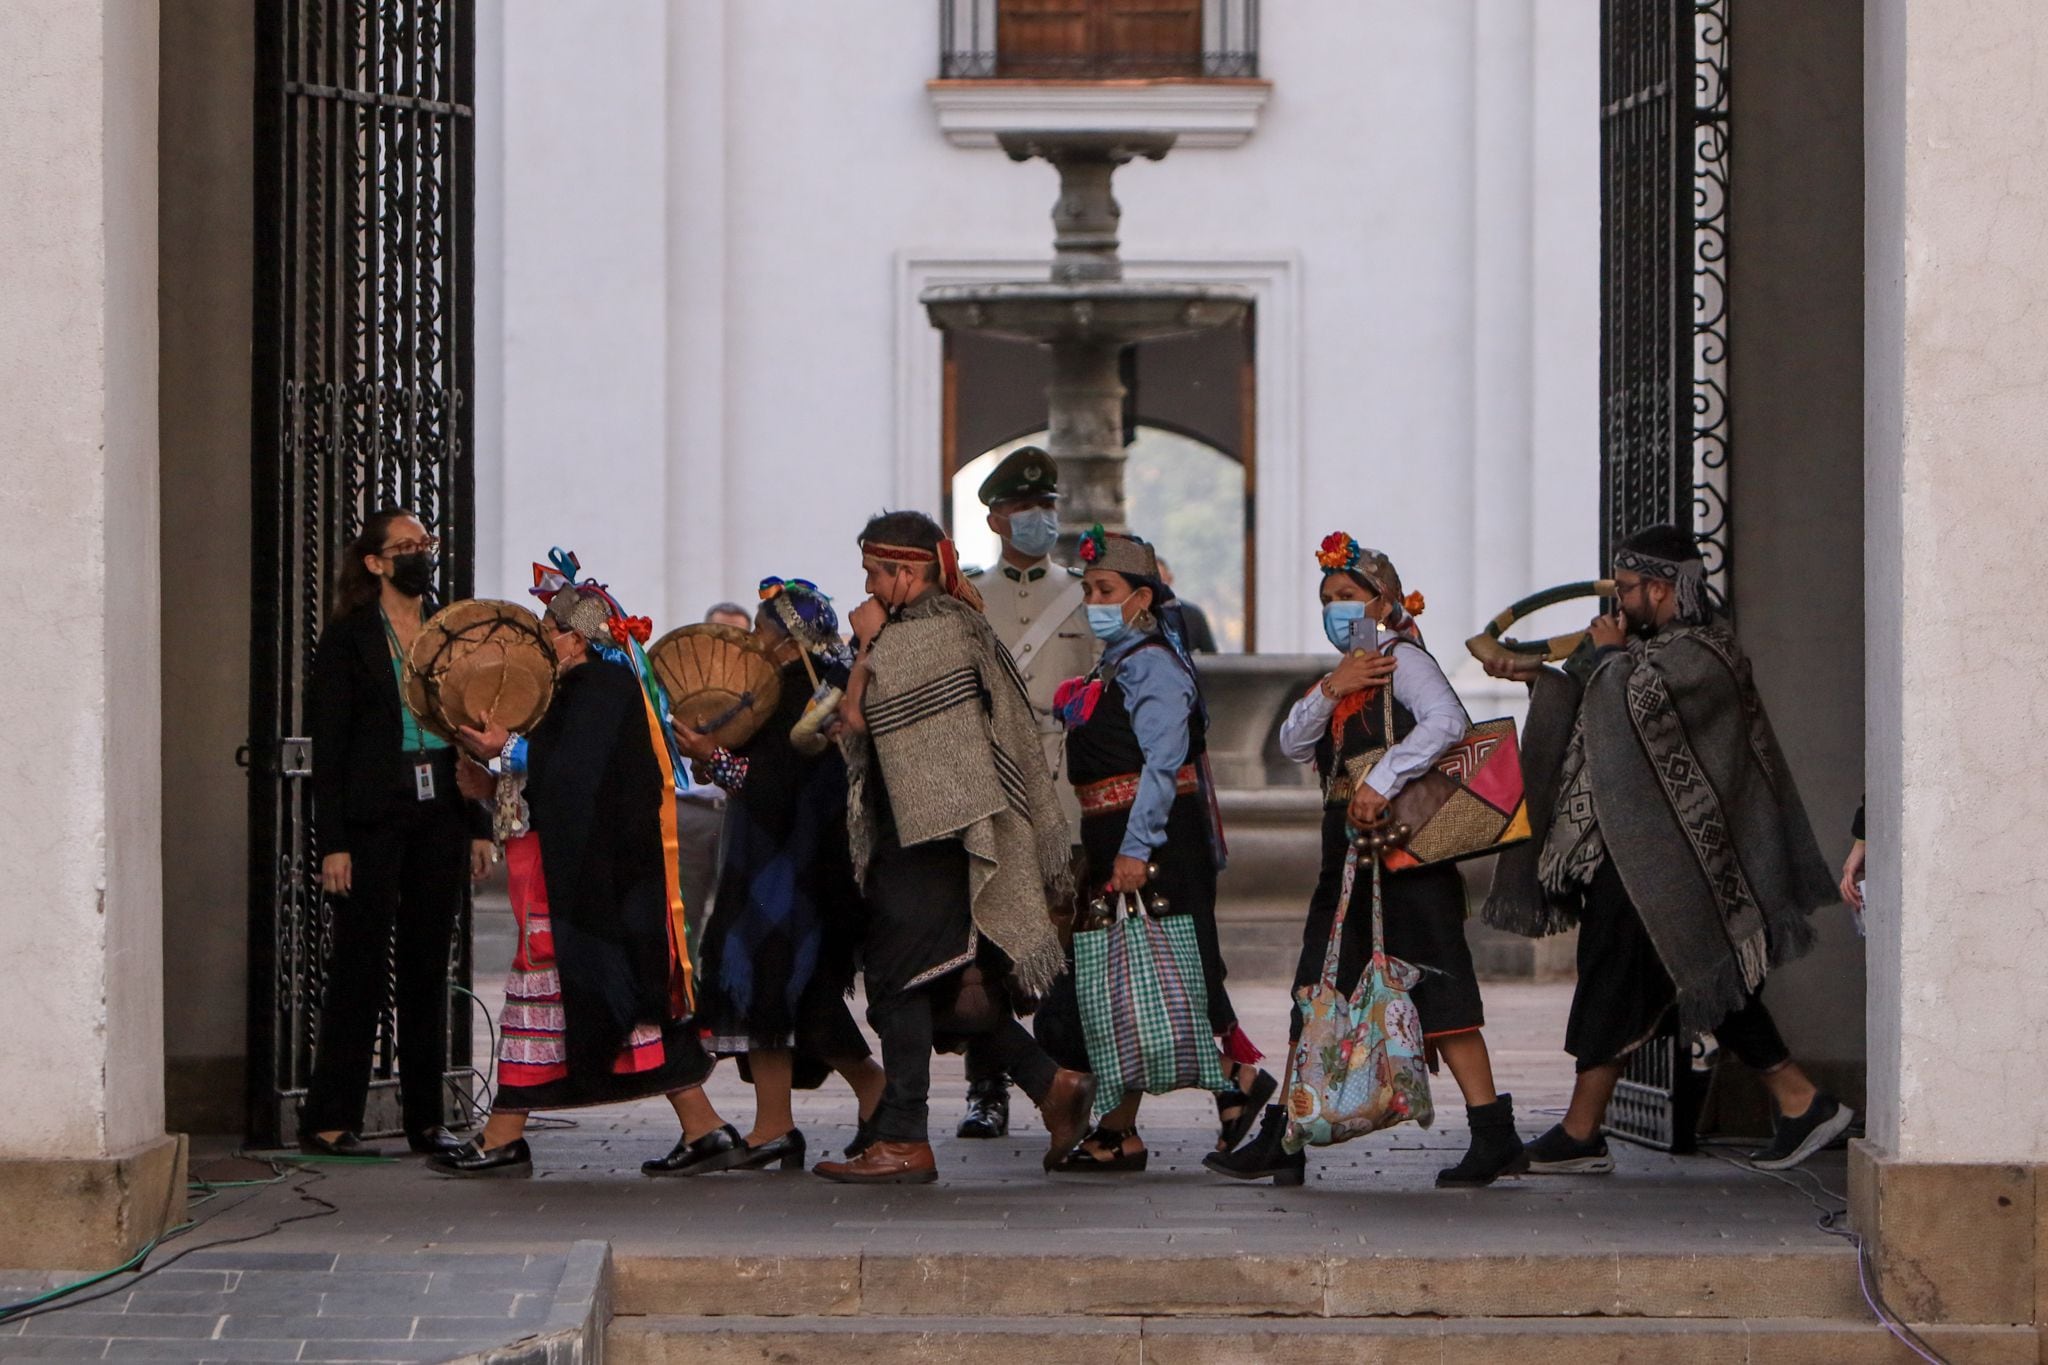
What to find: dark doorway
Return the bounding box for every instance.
[246,0,478,1145]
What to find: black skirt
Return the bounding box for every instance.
[860,834,976,1002]
[1293,806,1485,1041]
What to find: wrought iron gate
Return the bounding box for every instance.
[248,0,477,1145]
[1598,0,1729,1150]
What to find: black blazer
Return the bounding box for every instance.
[309,601,489,852]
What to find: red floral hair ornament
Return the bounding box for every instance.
[1316,531,1363,573]
[1077,523,1109,565]
[1403,591,1426,618]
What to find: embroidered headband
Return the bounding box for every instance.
[859,536,984,612]
[1613,542,1710,624]
[1314,532,1426,621]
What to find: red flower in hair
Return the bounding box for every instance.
[1317,532,1362,573]
[1077,523,1108,564]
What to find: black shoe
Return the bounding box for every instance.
[641,1123,750,1177]
[734,1129,808,1173]
[429,1137,532,1178]
[298,1130,372,1158]
[844,1118,877,1159]
[406,1126,470,1157]
[1202,1105,1306,1187]
[956,1079,1011,1140]
[1052,1126,1149,1174]
[1436,1094,1531,1188]
[1215,1066,1279,1151]
[1750,1094,1854,1171]
[1523,1123,1615,1174]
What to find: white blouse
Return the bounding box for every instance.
[1278,641,1470,798]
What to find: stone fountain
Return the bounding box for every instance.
[921,131,1252,534]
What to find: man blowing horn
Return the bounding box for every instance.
[1481,525,1850,1174]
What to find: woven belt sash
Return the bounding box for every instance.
[1077,764,1200,816]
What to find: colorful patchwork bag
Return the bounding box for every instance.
[1073,891,1230,1119]
[1284,845,1434,1151]
[1341,683,1532,872]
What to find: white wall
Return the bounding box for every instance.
[477,0,1598,659]
[1864,0,2048,1165]
[0,0,164,1158]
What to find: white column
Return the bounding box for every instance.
[665,0,732,620]
[1864,0,2048,1166]
[492,0,673,619]
[0,0,178,1265]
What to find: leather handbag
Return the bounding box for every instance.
[1342,686,1531,872]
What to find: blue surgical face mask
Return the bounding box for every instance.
[1323,600,1369,652]
[1087,602,1130,642]
[1005,507,1060,559]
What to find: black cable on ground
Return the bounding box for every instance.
[0,1158,339,1326]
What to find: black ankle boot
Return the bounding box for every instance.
[1201,1104,1305,1187]
[1436,1093,1530,1188]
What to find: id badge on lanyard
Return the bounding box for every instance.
[414,761,437,802]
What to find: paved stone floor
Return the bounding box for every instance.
[0,978,1853,1362]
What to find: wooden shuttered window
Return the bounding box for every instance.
[996,0,1204,78]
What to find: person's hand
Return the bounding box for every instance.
[320,851,353,896]
[848,597,888,646]
[835,691,868,736]
[669,719,717,764]
[1840,839,1867,911]
[1482,651,1545,683]
[1325,650,1396,699]
[1109,855,1150,894]
[469,839,496,883]
[455,757,495,801]
[456,712,511,761]
[1348,784,1391,829]
[1587,611,1629,651]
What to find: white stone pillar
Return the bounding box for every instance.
[0,0,183,1268]
[1856,0,2048,1331]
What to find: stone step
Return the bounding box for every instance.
[608,1312,2039,1364]
[611,1249,1868,1322]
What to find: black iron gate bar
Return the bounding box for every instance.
[1597,0,1731,1151]
[249,0,476,1146]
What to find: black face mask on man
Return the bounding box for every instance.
[388,552,435,599]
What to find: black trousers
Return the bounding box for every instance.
[302,796,469,1136]
[1569,858,1792,1075]
[868,979,1057,1144]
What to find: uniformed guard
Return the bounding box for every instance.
[953,446,1099,1140]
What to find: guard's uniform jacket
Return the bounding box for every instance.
[968,558,1098,832]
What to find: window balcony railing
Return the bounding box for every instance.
[939,0,1260,81]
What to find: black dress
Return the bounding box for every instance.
[693,658,869,1082]
[1295,647,1486,1044]
[1034,635,1237,1071]
[495,657,711,1109]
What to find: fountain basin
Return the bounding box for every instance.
[922,280,1252,345]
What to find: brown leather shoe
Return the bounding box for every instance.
[813,1140,938,1185]
[1038,1068,1097,1171]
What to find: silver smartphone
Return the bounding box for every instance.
[1346,616,1393,655]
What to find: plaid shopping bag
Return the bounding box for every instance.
[1283,845,1434,1152]
[1073,892,1230,1119]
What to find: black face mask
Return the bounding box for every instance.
[388,552,435,599]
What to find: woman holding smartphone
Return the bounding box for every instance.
[1207,534,1523,1188]
[302,506,493,1158]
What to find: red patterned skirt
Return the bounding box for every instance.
[494,833,710,1112]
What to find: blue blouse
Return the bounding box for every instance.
[1101,630,1198,862]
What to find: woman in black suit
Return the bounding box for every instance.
[302,506,492,1156]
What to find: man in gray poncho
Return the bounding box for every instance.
[811,510,1093,1184]
[1482,526,1850,1174]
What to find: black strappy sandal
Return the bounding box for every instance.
[1215,1063,1279,1152]
[1052,1125,1149,1173]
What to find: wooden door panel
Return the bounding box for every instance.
[997,0,1093,76]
